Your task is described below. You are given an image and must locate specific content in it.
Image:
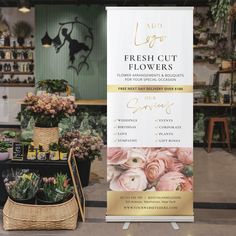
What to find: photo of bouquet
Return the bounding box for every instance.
[107,147,193,192]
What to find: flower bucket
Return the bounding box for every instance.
[33,127,59,151]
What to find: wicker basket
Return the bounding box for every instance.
[33,127,59,151]
[3,195,78,230]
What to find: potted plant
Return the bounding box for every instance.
[0,141,11,161]
[20,93,76,150]
[37,173,73,205]
[3,169,40,204]
[58,143,69,160]
[37,79,71,96]
[202,87,214,103]
[59,130,104,186]
[49,142,59,161]
[13,21,32,46]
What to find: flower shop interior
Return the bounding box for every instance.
[0,0,236,235]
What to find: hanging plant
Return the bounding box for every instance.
[209,0,232,32]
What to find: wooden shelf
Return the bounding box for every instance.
[0,59,33,62]
[0,46,35,50]
[194,103,231,107]
[75,99,107,106]
[194,45,215,49]
[0,83,35,87]
[217,69,236,73]
[0,72,33,75]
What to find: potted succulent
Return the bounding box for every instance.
[49,142,59,161]
[59,130,104,186]
[13,21,32,47]
[3,169,40,204]
[0,141,11,161]
[202,87,214,103]
[37,173,73,205]
[58,143,69,160]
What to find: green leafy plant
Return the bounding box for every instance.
[13,21,32,38]
[49,142,59,151]
[2,131,17,139]
[37,79,71,94]
[209,0,231,32]
[3,170,40,201]
[0,141,11,153]
[40,173,73,203]
[202,87,214,99]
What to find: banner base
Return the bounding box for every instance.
[106,215,194,222]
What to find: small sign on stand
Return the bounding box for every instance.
[12,143,24,161]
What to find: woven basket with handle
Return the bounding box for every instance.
[33,127,59,151]
[3,194,78,230]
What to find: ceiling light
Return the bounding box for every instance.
[18,0,31,13]
[41,32,52,48]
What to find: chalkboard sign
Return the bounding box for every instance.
[13,142,24,161]
[68,150,85,222]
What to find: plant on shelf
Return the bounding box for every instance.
[37,79,71,95]
[20,93,77,150]
[49,142,59,160]
[3,169,40,203]
[60,130,104,162]
[21,93,76,128]
[58,142,69,160]
[37,173,73,204]
[13,21,32,46]
[209,0,232,32]
[0,141,11,161]
[202,86,214,103]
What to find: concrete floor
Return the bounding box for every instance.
[0,148,236,235]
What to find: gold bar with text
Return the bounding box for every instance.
[107,85,193,93]
[107,191,193,216]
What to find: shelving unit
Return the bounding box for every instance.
[0,83,35,87]
[0,44,35,87]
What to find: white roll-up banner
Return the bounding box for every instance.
[106,7,193,222]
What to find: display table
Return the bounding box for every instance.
[0,158,90,206]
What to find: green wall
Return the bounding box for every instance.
[35,5,106,99]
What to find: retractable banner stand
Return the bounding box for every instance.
[106,7,193,222]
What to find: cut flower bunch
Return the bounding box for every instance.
[21,93,77,127]
[59,130,104,161]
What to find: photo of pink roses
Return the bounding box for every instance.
[107,147,193,192]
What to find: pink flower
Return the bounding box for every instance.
[156,171,192,191]
[121,148,147,169]
[107,148,128,165]
[107,165,121,182]
[110,168,148,191]
[177,148,193,165]
[145,158,166,182]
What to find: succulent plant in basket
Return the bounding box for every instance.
[37,173,73,204]
[3,169,40,203]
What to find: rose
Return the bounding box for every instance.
[121,148,147,169]
[156,171,192,191]
[177,148,193,165]
[145,158,166,182]
[110,168,148,191]
[107,148,128,165]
